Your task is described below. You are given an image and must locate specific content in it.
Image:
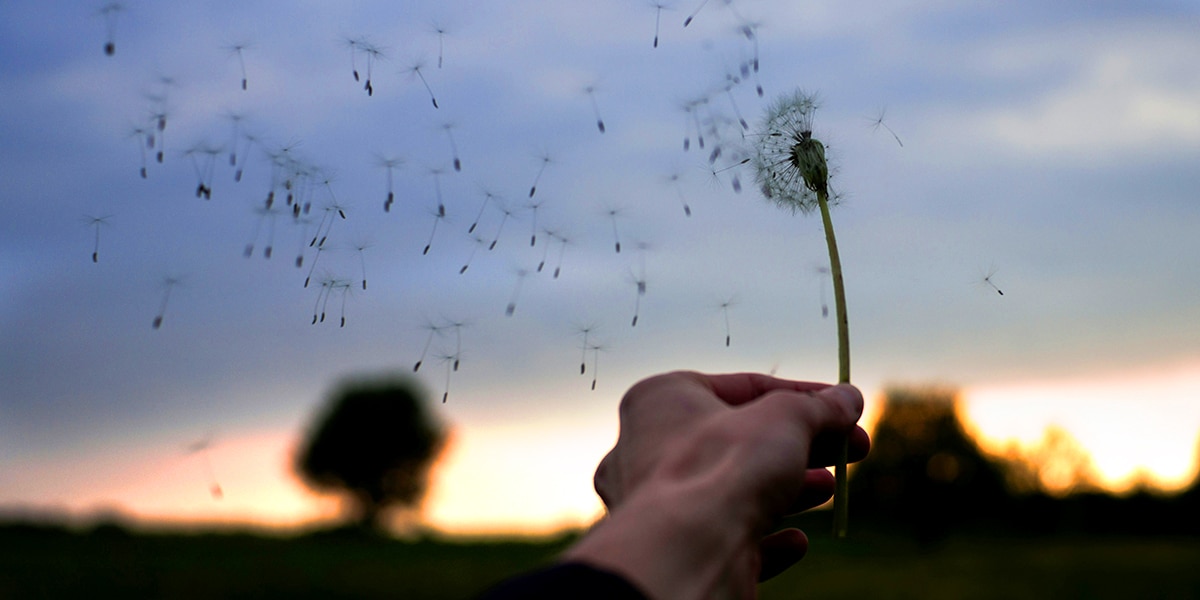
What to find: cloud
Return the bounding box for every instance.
[942,19,1200,165]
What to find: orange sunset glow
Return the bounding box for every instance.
[6,360,1197,537]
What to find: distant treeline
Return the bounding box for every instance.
[840,385,1200,542]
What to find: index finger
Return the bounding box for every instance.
[694,372,832,406]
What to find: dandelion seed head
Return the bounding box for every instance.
[752,89,833,214]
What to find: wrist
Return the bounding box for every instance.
[564,475,754,600]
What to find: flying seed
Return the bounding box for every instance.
[584,85,606,133]
[682,0,710,27]
[441,123,461,171]
[868,107,904,147]
[83,214,112,263]
[406,60,439,108]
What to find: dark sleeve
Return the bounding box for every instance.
[476,562,649,600]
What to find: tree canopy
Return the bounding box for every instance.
[295,375,446,532]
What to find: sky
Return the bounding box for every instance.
[2,1,1199,535]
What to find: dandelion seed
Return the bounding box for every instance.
[584,85,606,133]
[223,112,245,169]
[690,97,709,149]
[340,36,357,81]
[868,107,904,147]
[342,36,363,82]
[225,112,250,170]
[666,172,692,216]
[629,242,651,327]
[406,60,439,108]
[526,200,544,247]
[535,229,552,272]
[444,318,468,371]
[312,179,348,247]
[225,42,251,91]
[293,217,313,268]
[422,206,446,255]
[152,276,180,330]
[573,323,597,375]
[630,271,648,327]
[552,234,571,279]
[680,100,697,151]
[469,188,499,234]
[649,2,671,47]
[706,157,749,194]
[234,132,261,183]
[430,21,449,68]
[459,234,487,274]
[717,296,737,346]
[588,343,606,390]
[129,126,151,179]
[437,352,458,402]
[441,123,461,171]
[263,153,283,209]
[413,321,446,372]
[505,268,529,317]
[488,202,516,251]
[752,89,852,538]
[723,81,750,130]
[980,264,1005,296]
[185,436,224,500]
[201,146,222,197]
[353,239,372,290]
[98,3,123,56]
[604,206,624,254]
[185,143,221,200]
[83,214,112,263]
[708,144,723,165]
[428,167,447,216]
[303,244,324,287]
[528,151,553,198]
[375,155,403,212]
[682,0,709,27]
[362,41,385,96]
[335,280,353,327]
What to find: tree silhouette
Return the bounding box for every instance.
[848,385,1011,543]
[845,385,1200,539]
[295,375,446,532]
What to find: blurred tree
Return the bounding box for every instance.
[848,385,1011,543]
[1020,424,1103,496]
[295,375,446,533]
[846,386,1200,538]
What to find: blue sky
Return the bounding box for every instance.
[2,1,1199,532]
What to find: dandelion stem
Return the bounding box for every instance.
[817,188,851,539]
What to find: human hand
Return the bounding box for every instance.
[569,371,870,599]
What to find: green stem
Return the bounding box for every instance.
[817,189,850,539]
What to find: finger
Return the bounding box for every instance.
[757,528,808,582]
[696,372,832,407]
[808,426,871,467]
[784,468,836,515]
[593,450,620,508]
[752,384,864,441]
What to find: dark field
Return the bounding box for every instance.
[2,522,1198,599]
